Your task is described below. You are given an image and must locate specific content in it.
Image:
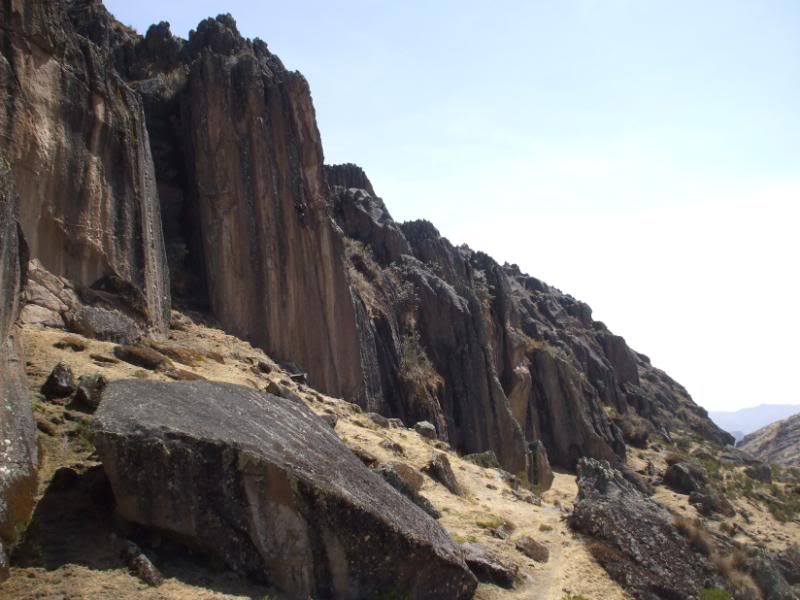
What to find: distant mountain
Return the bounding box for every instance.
[710,404,800,441]
[739,412,800,467]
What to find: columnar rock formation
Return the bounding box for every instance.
[0,0,170,336]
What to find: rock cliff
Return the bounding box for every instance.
[1,0,732,504]
[740,412,800,468]
[0,0,170,336]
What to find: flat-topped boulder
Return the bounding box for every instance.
[92,380,476,599]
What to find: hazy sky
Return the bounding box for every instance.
[105,0,800,412]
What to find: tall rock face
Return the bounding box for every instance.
[81,14,368,401]
[328,164,733,476]
[0,0,170,336]
[0,158,37,582]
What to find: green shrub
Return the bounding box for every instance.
[700,588,732,600]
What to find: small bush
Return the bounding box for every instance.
[674,516,714,556]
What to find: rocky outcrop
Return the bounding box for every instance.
[92,380,477,599]
[0,158,37,582]
[569,458,718,599]
[0,0,170,336]
[740,412,800,468]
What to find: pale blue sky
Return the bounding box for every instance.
[106,0,800,412]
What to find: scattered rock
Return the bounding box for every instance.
[146,340,203,367]
[93,380,476,599]
[515,536,549,563]
[69,373,107,412]
[53,336,87,352]
[113,344,171,371]
[388,418,405,429]
[367,412,389,428]
[264,380,302,403]
[423,452,464,496]
[65,306,143,345]
[160,366,206,381]
[41,362,75,400]
[121,541,163,587]
[415,420,438,440]
[745,463,773,484]
[663,461,708,495]
[460,543,517,589]
[351,447,379,467]
[90,353,119,365]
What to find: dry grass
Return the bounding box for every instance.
[673,516,714,556]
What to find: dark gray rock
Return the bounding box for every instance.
[689,488,736,518]
[423,452,464,496]
[93,380,476,599]
[569,458,717,599]
[743,550,796,600]
[663,462,708,495]
[460,543,517,589]
[113,344,171,370]
[69,373,108,412]
[745,463,773,484]
[415,420,438,440]
[121,541,163,587]
[65,306,143,345]
[367,412,389,428]
[41,362,76,400]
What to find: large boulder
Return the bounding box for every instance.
[92,380,476,599]
[569,458,718,599]
[663,461,708,495]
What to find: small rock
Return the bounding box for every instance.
[689,488,736,518]
[367,412,389,428]
[160,366,206,381]
[461,543,517,589]
[319,413,338,429]
[113,344,171,370]
[90,353,119,365]
[66,306,142,344]
[265,381,302,403]
[69,373,108,412]
[388,418,405,429]
[423,452,463,496]
[663,462,708,495]
[414,420,438,440]
[515,536,549,563]
[745,463,772,484]
[378,463,440,519]
[121,541,163,587]
[41,362,76,400]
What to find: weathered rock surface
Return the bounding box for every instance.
[663,461,709,495]
[423,452,464,497]
[0,158,37,583]
[92,380,477,599]
[0,0,171,336]
[569,458,717,599]
[515,536,549,563]
[41,363,76,401]
[740,412,800,468]
[460,543,517,589]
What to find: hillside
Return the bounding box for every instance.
[0,1,798,599]
[740,412,800,468]
[711,405,800,442]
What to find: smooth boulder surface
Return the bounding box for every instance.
[92,380,476,599]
